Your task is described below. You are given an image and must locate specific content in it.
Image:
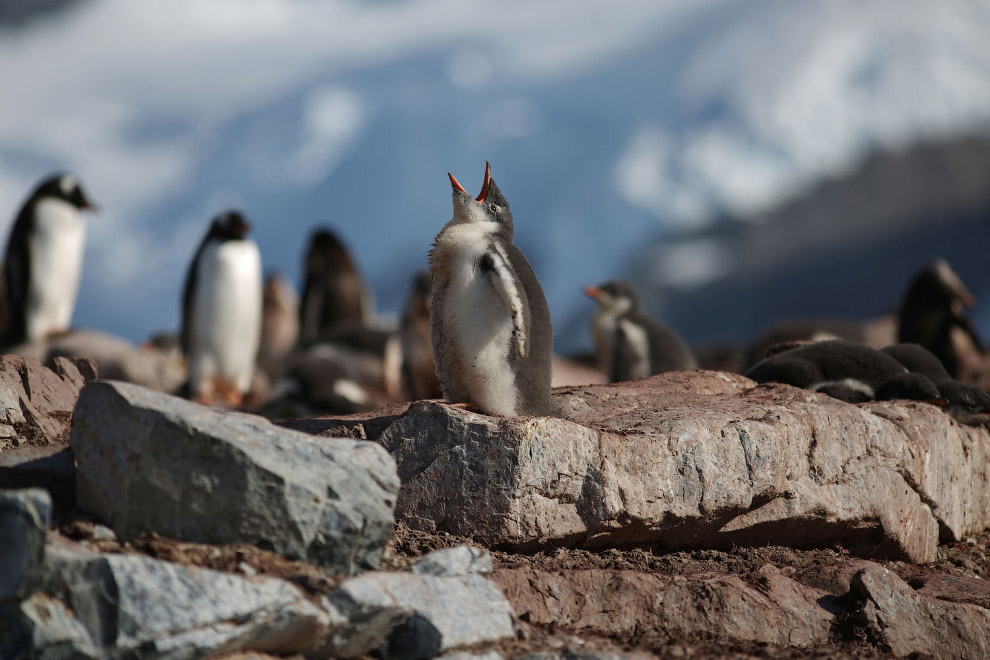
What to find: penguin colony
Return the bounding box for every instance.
[1,167,989,425]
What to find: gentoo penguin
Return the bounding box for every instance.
[257,272,299,382]
[898,260,982,378]
[400,270,442,401]
[881,342,990,423]
[744,318,864,371]
[1,173,97,347]
[298,228,371,346]
[745,340,923,404]
[181,210,262,406]
[585,281,696,382]
[429,162,559,417]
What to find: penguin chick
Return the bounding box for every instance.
[745,340,908,403]
[258,272,299,382]
[882,342,990,423]
[429,162,559,417]
[181,210,262,407]
[2,173,97,347]
[400,270,442,401]
[585,281,696,382]
[897,260,981,378]
[298,228,371,346]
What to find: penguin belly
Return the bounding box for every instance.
[443,264,519,416]
[189,240,262,394]
[25,198,85,341]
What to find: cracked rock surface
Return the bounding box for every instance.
[288,370,990,563]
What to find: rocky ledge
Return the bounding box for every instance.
[3,362,990,658]
[288,370,990,564]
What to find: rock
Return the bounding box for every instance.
[9,328,186,394]
[438,652,505,660]
[322,572,516,660]
[411,546,493,577]
[3,541,333,659]
[0,489,52,602]
[852,563,990,657]
[495,564,833,648]
[1,592,99,659]
[71,380,399,573]
[0,447,76,516]
[0,354,95,450]
[294,371,990,562]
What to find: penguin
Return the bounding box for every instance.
[744,318,864,370]
[745,340,913,404]
[897,260,982,378]
[429,161,559,417]
[881,342,990,423]
[400,270,442,401]
[258,272,299,382]
[298,228,371,346]
[180,210,262,406]
[584,281,696,382]
[1,173,97,347]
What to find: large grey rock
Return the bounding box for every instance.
[852,563,990,657]
[321,572,516,660]
[0,354,95,451]
[411,546,493,577]
[71,380,399,573]
[0,488,52,602]
[3,542,334,660]
[294,371,990,562]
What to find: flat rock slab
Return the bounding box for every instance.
[72,380,400,573]
[0,354,96,451]
[288,371,990,563]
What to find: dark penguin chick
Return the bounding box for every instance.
[584,281,696,383]
[874,372,944,404]
[897,260,981,378]
[262,355,374,418]
[2,173,97,347]
[880,343,951,381]
[298,228,371,346]
[429,161,559,417]
[744,340,908,403]
[181,210,262,407]
[400,270,442,400]
[882,342,990,423]
[744,318,864,370]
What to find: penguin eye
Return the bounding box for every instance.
[488,203,498,214]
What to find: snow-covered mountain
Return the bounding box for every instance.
[1,0,989,353]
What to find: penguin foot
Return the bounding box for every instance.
[215,379,245,408]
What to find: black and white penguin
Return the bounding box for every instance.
[584,281,696,383]
[298,228,371,347]
[180,210,262,406]
[745,340,918,404]
[897,260,982,378]
[400,270,442,401]
[881,342,990,423]
[1,173,97,347]
[429,162,559,417]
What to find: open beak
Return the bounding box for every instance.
[448,172,469,195]
[476,161,491,203]
[584,286,602,299]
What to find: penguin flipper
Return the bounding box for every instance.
[480,250,528,360]
[2,206,34,345]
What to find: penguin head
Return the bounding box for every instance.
[207,210,251,241]
[448,161,513,239]
[584,280,641,316]
[305,228,357,275]
[412,270,432,297]
[902,260,975,313]
[34,173,97,211]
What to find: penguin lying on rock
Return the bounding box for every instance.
[429,162,559,418]
[881,343,990,425]
[585,280,696,383]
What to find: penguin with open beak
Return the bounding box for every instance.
[429,162,559,417]
[584,280,696,383]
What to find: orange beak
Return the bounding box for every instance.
[476,161,491,203]
[448,172,469,195]
[584,286,602,299]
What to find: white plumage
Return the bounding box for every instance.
[25,197,85,341]
[187,238,262,398]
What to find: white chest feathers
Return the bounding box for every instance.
[188,239,262,393]
[26,198,86,341]
[432,222,520,415]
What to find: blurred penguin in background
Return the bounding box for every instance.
[1,173,97,348]
[181,210,262,406]
[298,228,371,346]
[897,259,982,379]
[585,280,696,383]
[257,272,299,383]
[400,270,442,401]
